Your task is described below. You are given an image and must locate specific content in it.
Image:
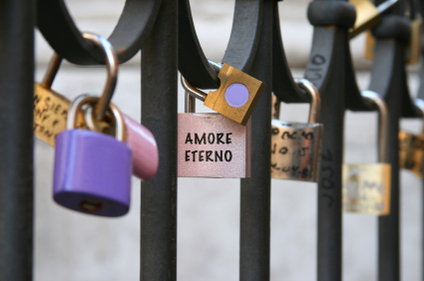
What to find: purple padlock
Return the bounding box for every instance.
[53,95,132,217]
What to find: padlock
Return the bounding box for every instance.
[343,90,391,215]
[53,94,132,217]
[178,76,251,178]
[271,79,323,182]
[33,32,159,181]
[182,61,265,125]
[349,0,397,39]
[406,17,422,64]
[34,53,85,146]
[399,99,424,177]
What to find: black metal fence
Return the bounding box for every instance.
[1,0,424,280]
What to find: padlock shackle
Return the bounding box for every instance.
[295,78,321,124]
[272,79,320,123]
[184,91,196,113]
[40,33,119,122]
[181,75,207,102]
[82,33,119,121]
[414,98,424,133]
[181,60,223,104]
[68,94,127,142]
[361,90,389,163]
[41,53,63,89]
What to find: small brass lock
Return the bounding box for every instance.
[406,17,422,64]
[182,61,265,125]
[349,0,397,39]
[33,54,85,146]
[343,90,391,215]
[399,99,424,177]
[271,79,323,182]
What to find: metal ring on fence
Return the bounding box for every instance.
[178,0,263,89]
[37,0,162,65]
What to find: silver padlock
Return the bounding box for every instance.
[271,79,323,182]
[343,90,391,215]
[177,76,251,178]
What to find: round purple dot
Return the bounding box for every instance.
[224,83,249,108]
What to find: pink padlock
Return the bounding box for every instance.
[123,114,159,181]
[84,108,159,181]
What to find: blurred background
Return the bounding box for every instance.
[34,0,422,280]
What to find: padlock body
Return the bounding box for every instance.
[399,131,424,177]
[407,18,422,65]
[203,64,265,125]
[177,113,250,178]
[271,120,323,182]
[33,83,84,146]
[342,163,391,215]
[53,129,132,217]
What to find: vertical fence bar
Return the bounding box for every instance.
[239,0,272,280]
[376,51,402,281]
[305,24,349,280]
[0,0,34,280]
[369,39,404,281]
[140,0,178,279]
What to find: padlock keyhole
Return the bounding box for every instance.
[79,199,103,212]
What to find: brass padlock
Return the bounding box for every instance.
[182,61,265,125]
[177,76,251,178]
[34,53,85,146]
[271,79,323,182]
[349,0,397,39]
[343,90,391,215]
[406,17,422,64]
[399,99,424,177]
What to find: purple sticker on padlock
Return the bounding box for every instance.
[224,83,249,107]
[53,129,132,217]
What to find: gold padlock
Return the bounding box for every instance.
[364,30,376,60]
[349,0,397,39]
[34,54,86,146]
[183,61,265,125]
[399,99,424,177]
[343,90,391,215]
[406,17,422,64]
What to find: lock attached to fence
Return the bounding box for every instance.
[271,79,323,182]
[33,33,159,181]
[177,76,251,178]
[182,62,265,125]
[349,0,397,39]
[52,33,132,217]
[34,53,86,146]
[343,90,391,215]
[53,94,132,217]
[399,99,424,177]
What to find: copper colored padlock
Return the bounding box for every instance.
[177,76,251,178]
